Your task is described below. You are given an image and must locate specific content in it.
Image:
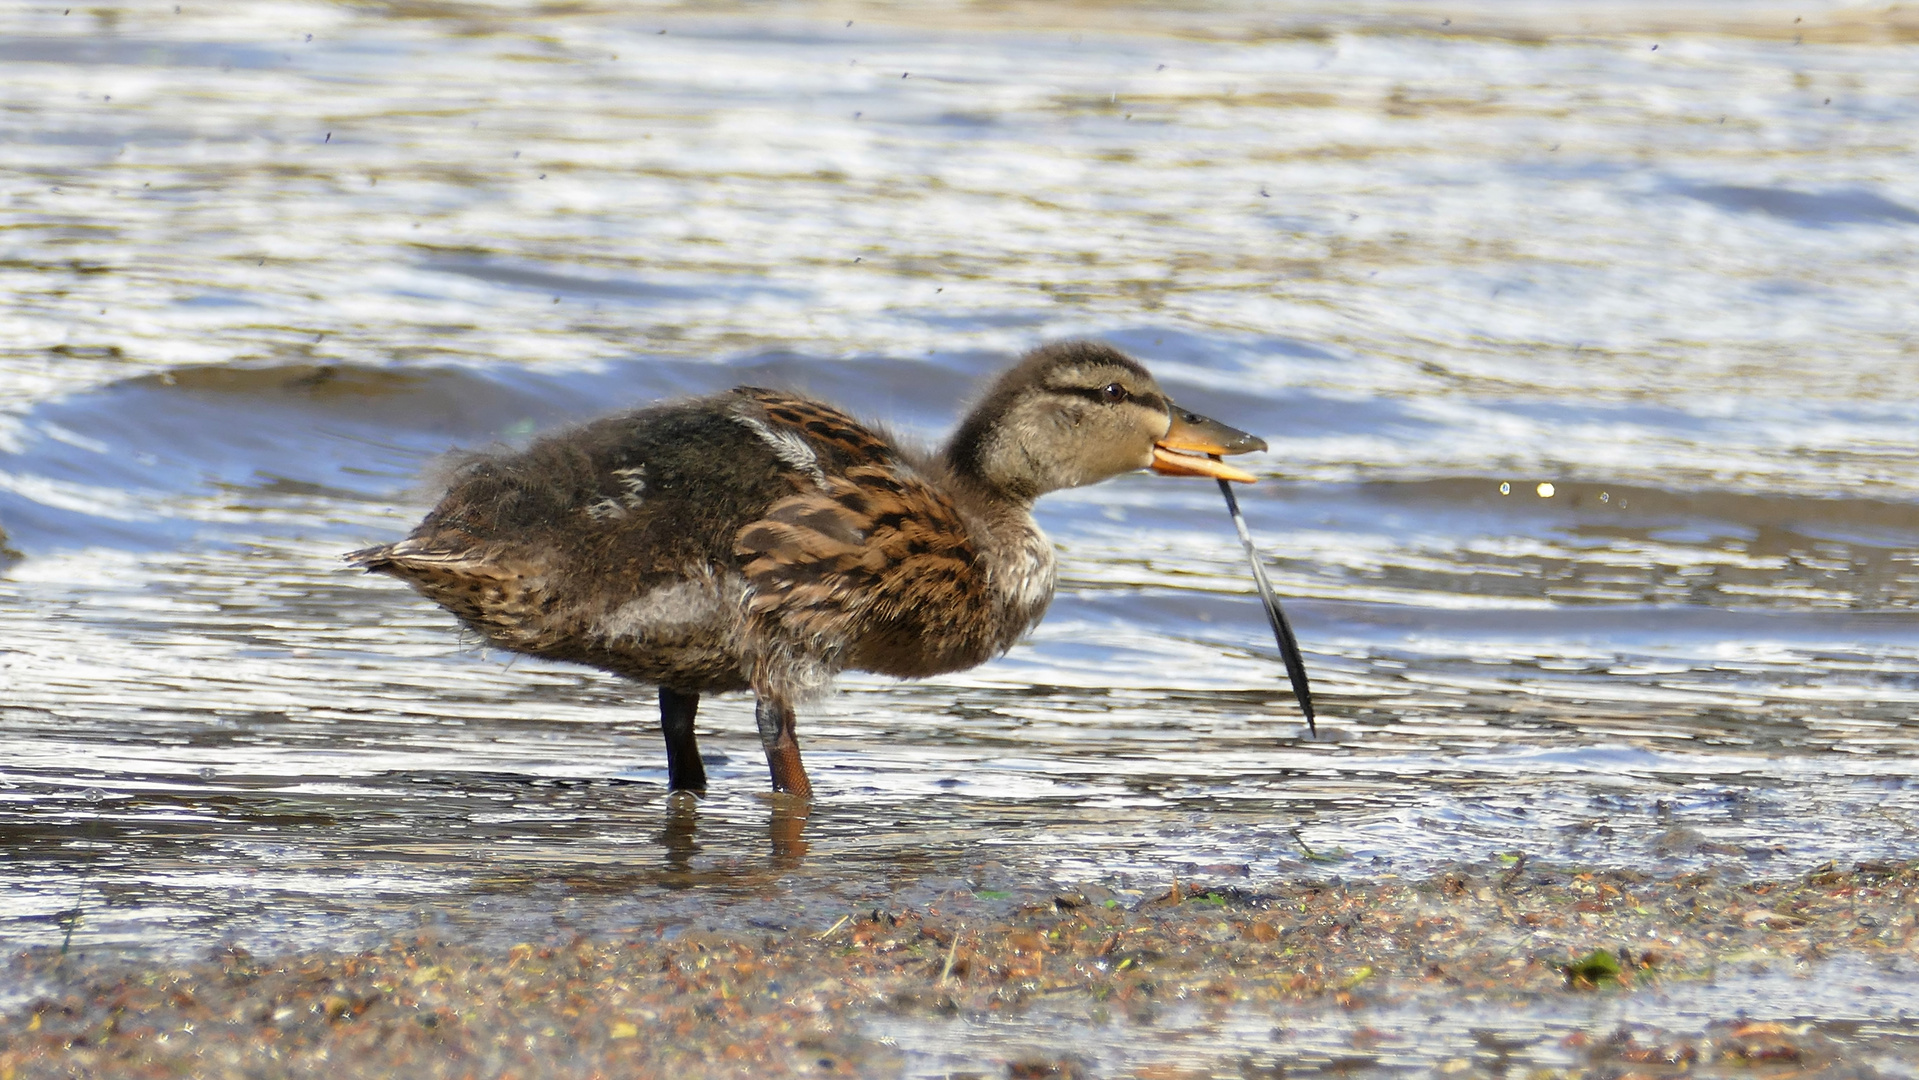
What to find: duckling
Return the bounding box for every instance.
[347,341,1266,798]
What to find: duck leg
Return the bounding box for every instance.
[658,687,707,793]
[754,697,812,798]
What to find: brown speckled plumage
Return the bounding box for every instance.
[348,341,1266,797]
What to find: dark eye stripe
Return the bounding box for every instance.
[1054,385,1165,410]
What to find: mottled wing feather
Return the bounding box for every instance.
[738,389,897,468]
[733,401,997,677]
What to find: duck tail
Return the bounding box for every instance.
[344,542,399,572]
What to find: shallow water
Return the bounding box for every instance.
[2,0,1917,1027]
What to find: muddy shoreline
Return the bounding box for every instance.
[6,858,1915,1078]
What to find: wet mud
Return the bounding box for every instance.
[7,857,1918,1078]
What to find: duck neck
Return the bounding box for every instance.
[945,409,1047,505]
[941,433,1057,639]
[947,472,1057,642]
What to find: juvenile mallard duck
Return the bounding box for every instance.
[347,341,1266,798]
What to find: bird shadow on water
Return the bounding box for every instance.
[658,792,813,885]
[534,792,815,897]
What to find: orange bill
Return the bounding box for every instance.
[1150,447,1258,482]
[1151,405,1266,483]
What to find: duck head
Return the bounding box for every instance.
[946,341,1267,503]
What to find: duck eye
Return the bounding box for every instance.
[1100,382,1127,403]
